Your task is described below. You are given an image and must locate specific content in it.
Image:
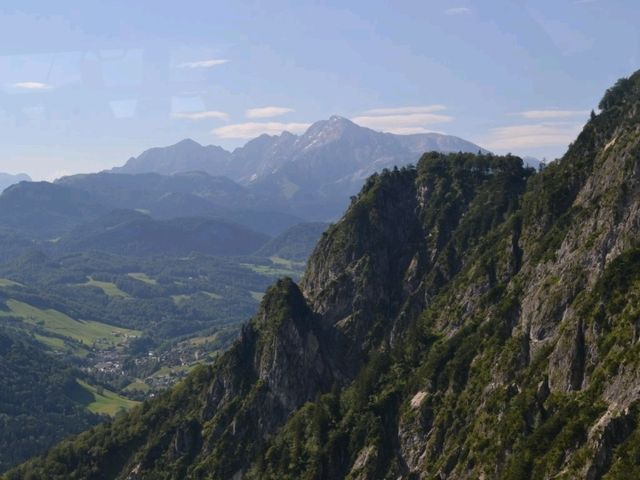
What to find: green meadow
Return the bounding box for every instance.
[0,299,140,348]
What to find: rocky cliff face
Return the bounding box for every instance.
[10,71,640,480]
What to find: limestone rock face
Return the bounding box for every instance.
[14,71,640,480]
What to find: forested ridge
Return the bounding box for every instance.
[9,71,640,479]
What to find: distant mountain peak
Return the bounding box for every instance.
[300,115,361,146]
[174,138,202,147]
[111,138,231,176]
[0,172,31,193]
[107,116,488,220]
[314,114,357,128]
[328,114,351,122]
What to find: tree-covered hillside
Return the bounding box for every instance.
[0,328,100,472]
[10,70,640,480]
[256,222,329,261]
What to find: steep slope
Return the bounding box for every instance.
[250,71,640,479]
[112,139,231,176]
[54,210,270,257]
[11,72,640,480]
[238,116,489,219]
[5,153,532,479]
[0,328,101,472]
[6,278,342,479]
[255,222,329,261]
[0,173,30,193]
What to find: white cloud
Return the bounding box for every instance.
[212,122,310,139]
[12,81,52,90]
[176,59,228,69]
[172,110,229,121]
[444,7,471,15]
[351,106,453,133]
[362,105,447,116]
[245,106,294,119]
[482,123,584,150]
[514,109,589,120]
[381,127,445,135]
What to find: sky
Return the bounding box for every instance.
[0,0,638,180]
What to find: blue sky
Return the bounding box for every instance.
[0,0,638,179]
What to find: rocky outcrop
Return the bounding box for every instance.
[12,70,640,480]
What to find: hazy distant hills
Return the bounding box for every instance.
[0,116,487,256]
[0,182,108,238]
[55,171,302,236]
[0,172,31,192]
[256,222,329,261]
[111,116,487,219]
[57,171,253,218]
[114,117,486,184]
[55,209,270,257]
[111,139,230,176]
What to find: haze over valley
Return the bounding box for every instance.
[1,2,639,479]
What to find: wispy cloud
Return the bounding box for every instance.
[444,7,471,15]
[513,109,589,120]
[172,110,229,121]
[245,106,294,119]
[382,127,446,135]
[528,9,592,55]
[176,59,228,69]
[482,122,583,150]
[352,105,452,134]
[12,81,52,90]
[212,122,310,139]
[362,105,447,116]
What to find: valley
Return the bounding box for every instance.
[0,2,635,478]
[0,251,306,396]
[6,71,640,479]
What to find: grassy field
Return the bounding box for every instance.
[0,299,140,348]
[151,364,191,378]
[269,256,306,269]
[127,272,157,284]
[241,256,305,278]
[241,263,300,277]
[123,379,150,393]
[187,333,220,346]
[75,380,139,416]
[171,291,223,305]
[79,278,130,297]
[33,333,70,350]
[171,293,191,305]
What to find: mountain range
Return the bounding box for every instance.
[0,117,487,254]
[10,71,640,480]
[110,116,488,220]
[54,209,270,257]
